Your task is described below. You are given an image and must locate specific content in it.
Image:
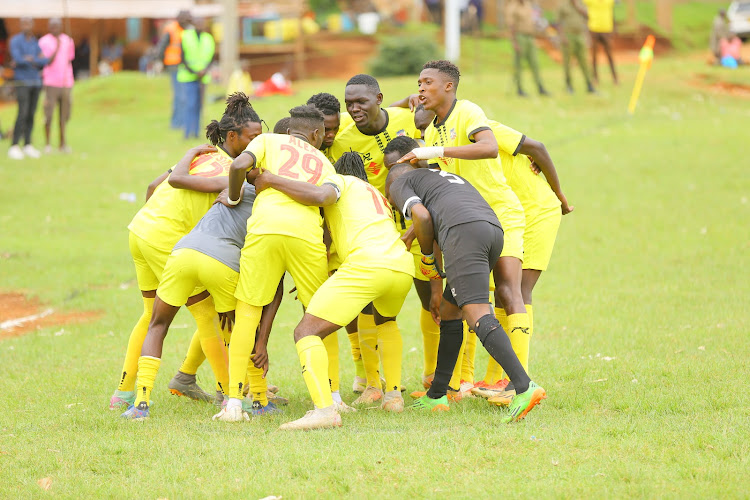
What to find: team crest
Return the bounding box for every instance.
[396,129,406,137]
[450,128,457,140]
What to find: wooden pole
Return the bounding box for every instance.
[219,0,239,84]
[90,19,99,76]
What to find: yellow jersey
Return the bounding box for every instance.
[127,149,232,252]
[490,120,561,215]
[424,99,522,214]
[583,0,614,33]
[323,174,414,276]
[244,133,336,244]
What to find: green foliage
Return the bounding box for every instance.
[369,36,439,77]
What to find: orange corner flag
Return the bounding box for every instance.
[629,35,656,114]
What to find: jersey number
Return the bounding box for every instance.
[429,168,464,185]
[365,184,391,216]
[278,145,324,184]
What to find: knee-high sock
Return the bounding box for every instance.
[228,300,262,399]
[134,356,161,406]
[377,321,402,393]
[323,331,340,392]
[525,304,534,374]
[448,322,469,390]
[474,316,530,395]
[187,296,228,394]
[427,319,463,399]
[248,362,268,406]
[296,335,333,408]
[483,307,508,384]
[508,312,531,373]
[358,313,380,388]
[346,331,366,379]
[118,297,155,391]
[420,308,440,377]
[179,330,205,375]
[461,326,477,384]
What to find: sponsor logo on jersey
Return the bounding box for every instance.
[450,128,457,140]
[397,129,406,137]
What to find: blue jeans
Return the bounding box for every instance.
[169,68,184,129]
[182,80,202,139]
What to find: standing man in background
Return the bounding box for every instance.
[39,18,75,154]
[557,0,595,94]
[177,17,215,139]
[584,0,618,85]
[157,10,191,130]
[506,0,548,97]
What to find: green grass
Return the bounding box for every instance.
[1,53,749,498]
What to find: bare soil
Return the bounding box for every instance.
[0,292,101,339]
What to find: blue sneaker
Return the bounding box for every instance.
[251,401,281,416]
[121,402,150,420]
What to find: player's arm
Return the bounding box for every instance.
[227,151,255,205]
[410,204,445,281]
[399,129,499,164]
[389,94,420,111]
[168,145,228,193]
[254,171,338,207]
[146,169,171,201]
[251,279,284,377]
[518,137,574,214]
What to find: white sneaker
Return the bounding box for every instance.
[7,145,24,160]
[380,391,404,413]
[352,386,383,406]
[278,405,342,431]
[334,400,357,413]
[44,145,53,154]
[23,145,41,159]
[352,375,367,394]
[211,406,249,422]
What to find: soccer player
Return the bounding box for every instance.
[212,105,336,422]
[273,116,291,135]
[328,74,420,405]
[121,180,284,419]
[110,93,263,410]
[306,92,350,163]
[386,164,546,422]
[397,60,534,399]
[249,152,415,429]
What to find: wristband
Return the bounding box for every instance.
[421,252,435,259]
[412,147,444,160]
[227,194,241,206]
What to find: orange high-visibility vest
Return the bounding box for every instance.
[163,21,184,66]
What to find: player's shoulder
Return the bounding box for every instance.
[455,99,486,116]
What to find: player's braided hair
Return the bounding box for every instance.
[289,105,325,132]
[334,152,368,182]
[345,74,380,93]
[273,116,291,134]
[205,92,262,145]
[423,60,461,88]
[306,92,341,116]
[383,136,420,158]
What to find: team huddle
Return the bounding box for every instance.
[109,59,574,430]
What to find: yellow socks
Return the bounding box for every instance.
[377,320,402,393]
[179,330,205,375]
[296,335,333,408]
[461,324,477,384]
[448,322,468,390]
[187,296,228,394]
[248,363,268,406]
[507,312,531,373]
[420,307,440,377]
[118,296,155,391]
[227,300,262,399]
[347,331,366,379]
[358,313,380,388]
[525,304,534,335]
[323,332,340,393]
[483,307,508,384]
[134,356,161,406]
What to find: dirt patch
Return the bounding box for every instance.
[0,292,101,339]
[691,73,750,98]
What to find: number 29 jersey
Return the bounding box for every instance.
[243,133,336,244]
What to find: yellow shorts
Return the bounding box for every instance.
[129,231,170,292]
[491,203,525,261]
[158,249,232,311]
[306,260,413,326]
[522,210,561,271]
[236,234,328,308]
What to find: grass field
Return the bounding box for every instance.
[1,47,749,498]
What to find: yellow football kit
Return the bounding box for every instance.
[584,0,614,33]
[424,99,525,260]
[491,120,562,271]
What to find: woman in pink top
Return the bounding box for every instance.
[39,18,75,153]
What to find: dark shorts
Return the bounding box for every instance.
[441,221,504,308]
[44,86,72,123]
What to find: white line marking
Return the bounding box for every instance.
[0,308,55,330]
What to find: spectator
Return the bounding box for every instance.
[99,36,123,75]
[720,36,743,67]
[226,58,254,97]
[710,9,731,63]
[557,0,595,93]
[72,37,90,78]
[8,17,56,160]
[156,10,192,129]
[506,0,548,96]
[177,17,214,139]
[39,18,75,154]
[584,0,618,85]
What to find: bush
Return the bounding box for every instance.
[369,36,439,77]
